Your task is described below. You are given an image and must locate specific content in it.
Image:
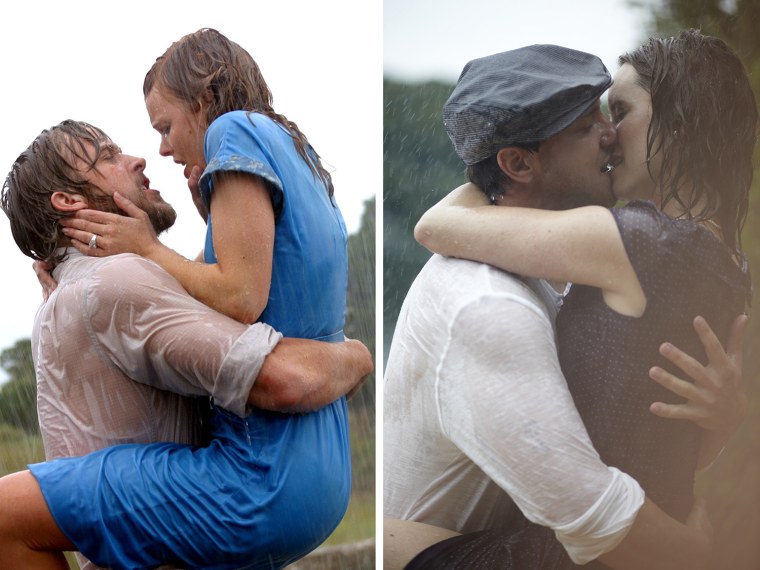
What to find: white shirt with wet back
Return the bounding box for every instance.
[383,254,644,564]
[33,249,280,570]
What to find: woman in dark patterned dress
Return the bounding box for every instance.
[409,29,755,569]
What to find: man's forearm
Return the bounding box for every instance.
[249,338,373,412]
[598,497,711,570]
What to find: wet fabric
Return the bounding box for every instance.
[32,402,350,570]
[407,201,751,569]
[31,249,280,569]
[407,522,565,569]
[200,111,349,341]
[198,110,352,564]
[33,111,351,569]
[562,201,750,521]
[34,250,279,462]
[383,255,643,562]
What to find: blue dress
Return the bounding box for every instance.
[30,111,351,570]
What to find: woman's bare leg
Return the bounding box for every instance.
[384,518,461,570]
[0,470,75,569]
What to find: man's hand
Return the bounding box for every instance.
[33,260,57,301]
[188,165,208,222]
[649,315,747,467]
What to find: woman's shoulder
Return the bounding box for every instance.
[615,199,732,245]
[205,112,288,161]
[611,200,749,299]
[611,199,664,225]
[612,200,712,248]
[208,111,279,136]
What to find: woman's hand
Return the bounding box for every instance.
[59,192,162,259]
[188,165,208,223]
[33,260,57,301]
[649,314,748,467]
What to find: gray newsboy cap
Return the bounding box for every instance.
[444,45,612,165]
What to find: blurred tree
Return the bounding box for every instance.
[383,79,461,360]
[0,339,37,436]
[346,196,377,494]
[346,196,376,408]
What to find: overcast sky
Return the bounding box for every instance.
[0,0,381,376]
[384,0,653,87]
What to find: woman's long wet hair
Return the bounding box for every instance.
[144,28,334,197]
[1,120,114,266]
[619,28,758,257]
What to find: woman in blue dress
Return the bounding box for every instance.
[1,28,357,570]
[407,30,754,569]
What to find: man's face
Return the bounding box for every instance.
[74,138,177,233]
[531,101,618,210]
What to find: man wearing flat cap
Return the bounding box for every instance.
[384,45,715,569]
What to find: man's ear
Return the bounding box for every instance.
[496,147,537,184]
[50,191,88,213]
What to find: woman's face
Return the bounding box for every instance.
[145,86,207,181]
[607,63,662,204]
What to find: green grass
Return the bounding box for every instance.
[0,424,44,473]
[0,426,79,568]
[323,490,375,545]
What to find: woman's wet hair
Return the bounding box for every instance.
[619,28,758,256]
[144,28,334,197]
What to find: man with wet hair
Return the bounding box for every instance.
[384,46,742,570]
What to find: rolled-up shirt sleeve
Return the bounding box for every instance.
[84,255,281,417]
[437,292,644,563]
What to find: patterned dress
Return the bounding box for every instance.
[407,200,751,569]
